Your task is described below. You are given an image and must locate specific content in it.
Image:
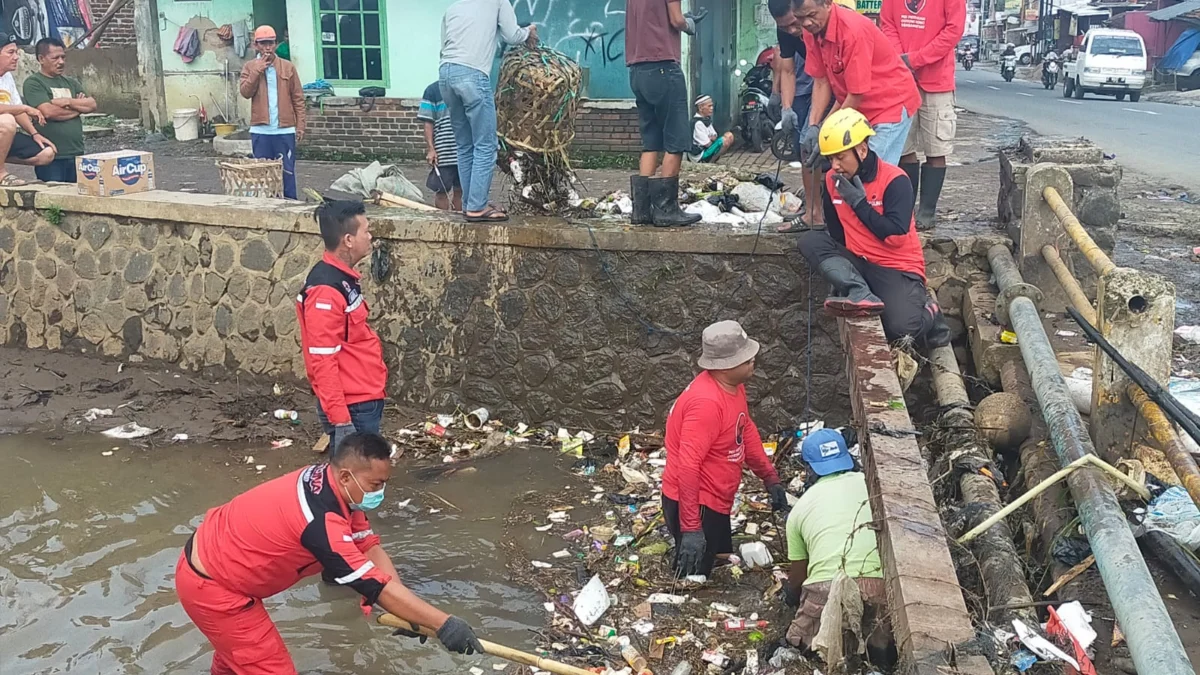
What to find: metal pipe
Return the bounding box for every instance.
[987,243,1193,675]
[1040,244,1097,324]
[1130,384,1200,507]
[1043,186,1116,276]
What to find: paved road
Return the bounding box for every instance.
[955,67,1200,190]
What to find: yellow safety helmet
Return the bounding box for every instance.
[818,108,875,156]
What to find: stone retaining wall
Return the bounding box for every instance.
[0,187,847,430]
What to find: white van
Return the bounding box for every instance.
[1063,28,1148,101]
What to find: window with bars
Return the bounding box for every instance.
[316,0,387,85]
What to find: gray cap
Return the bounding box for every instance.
[697,320,760,370]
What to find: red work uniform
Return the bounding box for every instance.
[662,371,781,541]
[175,464,391,674]
[880,0,966,93]
[803,3,922,126]
[296,252,387,427]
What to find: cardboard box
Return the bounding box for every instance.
[77,150,156,197]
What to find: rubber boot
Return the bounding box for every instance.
[900,161,920,197]
[818,258,885,316]
[630,175,652,225]
[916,165,946,231]
[922,298,952,348]
[649,176,701,227]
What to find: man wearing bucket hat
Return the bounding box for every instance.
[796,107,950,348]
[661,320,789,577]
[240,25,305,199]
[783,428,891,656]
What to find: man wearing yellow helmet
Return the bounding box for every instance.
[797,108,950,347]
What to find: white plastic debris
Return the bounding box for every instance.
[739,541,773,569]
[543,602,555,612]
[101,450,114,456]
[172,433,189,442]
[647,593,686,604]
[535,524,554,532]
[102,422,156,439]
[1012,619,1079,669]
[731,182,774,212]
[531,560,553,569]
[572,574,612,626]
[548,511,569,523]
[83,408,113,422]
[1054,601,1097,651]
[1176,325,1200,344]
[620,465,652,485]
[1142,486,1200,549]
[255,464,267,472]
[551,549,571,559]
[684,200,723,222]
[470,668,485,675]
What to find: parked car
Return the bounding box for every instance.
[1014,44,1034,65]
[1062,28,1147,101]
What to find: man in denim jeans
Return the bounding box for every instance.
[439,0,538,223]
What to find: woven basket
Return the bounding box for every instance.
[495,46,582,159]
[217,158,284,199]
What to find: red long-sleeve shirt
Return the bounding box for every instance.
[880,0,966,93]
[661,371,780,531]
[296,252,388,425]
[192,464,391,603]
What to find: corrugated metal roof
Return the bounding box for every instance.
[1149,0,1200,22]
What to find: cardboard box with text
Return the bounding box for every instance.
[76,150,156,197]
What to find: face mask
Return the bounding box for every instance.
[345,471,386,511]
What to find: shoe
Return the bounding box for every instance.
[818,258,884,316]
[630,175,652,225]
[900,161,920,197]
[649,176,701,227]
[923,299,952,348]
[916,165,945,231]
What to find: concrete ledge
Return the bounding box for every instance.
[0,185,792,256]
[840,316,993,675]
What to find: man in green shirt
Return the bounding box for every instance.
[784,428,892,660]
[23,37,95,183]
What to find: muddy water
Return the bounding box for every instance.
[0,436,576,674]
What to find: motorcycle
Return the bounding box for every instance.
[1001,54,1017,82]
[962,51,975,71]
[1042,59,1059,89]
[738,63,778,154]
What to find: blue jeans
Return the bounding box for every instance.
[439,63,497,213]
[868,107,913,166]
[316,399,385,452]
[250,132,297,199]
[35,157,77,183]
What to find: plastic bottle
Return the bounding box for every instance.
[621,644,652,675]
[669,662,692,675]
[724,618,769,631]
[273,409,298,421]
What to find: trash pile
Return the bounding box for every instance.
[574,170,804,227]
[1003,601,1101,674]
[388,410,889,675]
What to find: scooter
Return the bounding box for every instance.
[738,63,778,154]
[1042,58,1059,89]
[1001,54,1017,82]
[962,51,975,71]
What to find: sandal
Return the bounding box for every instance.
[465,206,509,223]
[0,174,29,187]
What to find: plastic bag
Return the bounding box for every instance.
[1143,486,1200,550]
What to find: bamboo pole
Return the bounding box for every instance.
[1043,186,1115,276]
[1130,384,1200,507]
[1040,244,1097,324]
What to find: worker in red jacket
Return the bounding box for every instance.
[661,320,788,577]
[175,432,483,673]
[797,108,950,348]
[881,0,966,229]
[297,200,388,451]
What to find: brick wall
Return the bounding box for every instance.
[301,98,641,160]
[89,0,136,48]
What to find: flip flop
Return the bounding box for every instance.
[0,174,29,187]
[465,206,509,223]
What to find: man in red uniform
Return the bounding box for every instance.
[175,432,483,673]
[297,200,388,450]
[881,0,965,229]
[775,0,921,166]
[662,320,789,577]
[797,108,949,347]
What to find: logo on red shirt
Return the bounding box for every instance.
[729,413,747,463]
[304,464,327,494]
[905,0,926,13]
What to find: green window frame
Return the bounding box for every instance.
[314,0,388,87]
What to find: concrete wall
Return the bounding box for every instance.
[0,185,846,430]
[88,0,136,47]
[68,47,140,119]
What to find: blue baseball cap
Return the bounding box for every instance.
[801,428,854,476]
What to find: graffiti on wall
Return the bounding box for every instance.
[509,0,630,99]
[1,0,92,48]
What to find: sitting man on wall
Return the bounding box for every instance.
[690,95,734,164]
[661,320,789,578]
[24,37,96,184]
[784,428,892,662]
[796,108,950,348]
[0,32,56,187]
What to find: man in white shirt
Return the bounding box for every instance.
[690,95,733,164]
[0,32,56,186]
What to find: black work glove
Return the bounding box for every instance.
[833,173,867,209]
[331,422,357,452]
[391,621,428,645]
[767,483,789,512]
[437,615,484,655]
[676,530,707,576]
[783,583,802,607]
[798,124,821,168]
[837,426,858,450]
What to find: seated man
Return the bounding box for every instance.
[784,428,892,661]
[690,95,733,164]
[796,108,949,348]
[0,32,55,186]
[661,320,788,577]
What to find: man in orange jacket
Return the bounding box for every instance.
[240,25,304,199]
[176,432,483,673]
[797,108,949,348]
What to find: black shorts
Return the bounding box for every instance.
[662,494,734,577]
[425,164,461,194]
[629,61,690,155]
[8,133,44,160]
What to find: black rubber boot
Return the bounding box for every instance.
[630,175,652,225]
[900,161,920,197]
[916,165,946,231]
[922,298,952,348]
[818,258,885,316]
[649,176,701,227]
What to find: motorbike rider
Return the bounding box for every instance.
[1042,49,1060,85]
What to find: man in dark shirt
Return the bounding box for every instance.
[626,0,704,228]
[23,37,93,183]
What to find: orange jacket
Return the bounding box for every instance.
[239,56,306,131]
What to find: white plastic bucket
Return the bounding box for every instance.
[172,108,200,141]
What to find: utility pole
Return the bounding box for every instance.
[133,0,168,132]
